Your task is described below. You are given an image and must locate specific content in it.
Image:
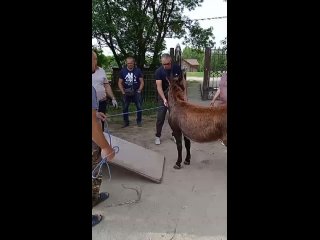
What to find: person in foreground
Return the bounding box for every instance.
[92,52,115,227]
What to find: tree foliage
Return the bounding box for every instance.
[92,47,117,70]
[92,0,215,69]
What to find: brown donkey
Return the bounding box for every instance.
[167,77,227,169]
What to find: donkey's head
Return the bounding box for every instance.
[169,73,184,89]
[168,74,185,102]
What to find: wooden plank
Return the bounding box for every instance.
[104,133,165,183]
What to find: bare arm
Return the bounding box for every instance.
[92,109,115,160]
[105,82,118,107]
[210,88,221,106]
[138,77,144,92]
[156,80,168,107]
[118,78,125,95]
[100,70,114,99]
[156,80,165,100]
[104,83,116,100]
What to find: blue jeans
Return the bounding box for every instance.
[122,92,142,124]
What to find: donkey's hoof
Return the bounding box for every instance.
[184,161,190,165]
[174,164,182,169]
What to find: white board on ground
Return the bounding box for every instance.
[104,133,165,183]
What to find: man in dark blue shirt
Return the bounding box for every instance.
[118,57,144,127]
[154,53,187,145]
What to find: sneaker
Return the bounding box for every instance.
[92,214,103,227]
[92,192,109,207]
[155,137,161,145]
[137,122,142,127]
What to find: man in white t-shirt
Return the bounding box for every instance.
[92,51,118,130]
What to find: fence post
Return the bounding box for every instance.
[202,47,212,100]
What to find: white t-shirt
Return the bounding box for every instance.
[92,67,109,101]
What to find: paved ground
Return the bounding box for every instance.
[92,81,227,240]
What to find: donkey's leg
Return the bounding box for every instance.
[222,133,227,147]
[222,139,227,147]
[173,131,183,169]
[183,136,191,165]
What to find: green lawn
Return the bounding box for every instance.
[186,72,204,77]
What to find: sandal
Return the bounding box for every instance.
[93,192,109,207]
[92,214,103,227]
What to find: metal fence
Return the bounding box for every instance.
[210,47,227,90]
[108,68,158,103]
[211,47,227,75]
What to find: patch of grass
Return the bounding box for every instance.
[187,80,200,84]
[186,72,204,78]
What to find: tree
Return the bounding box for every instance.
[92,0,215,69]
[92,47,117,70]
[183,21,215,50]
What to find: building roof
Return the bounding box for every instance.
[183,59,200,66]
